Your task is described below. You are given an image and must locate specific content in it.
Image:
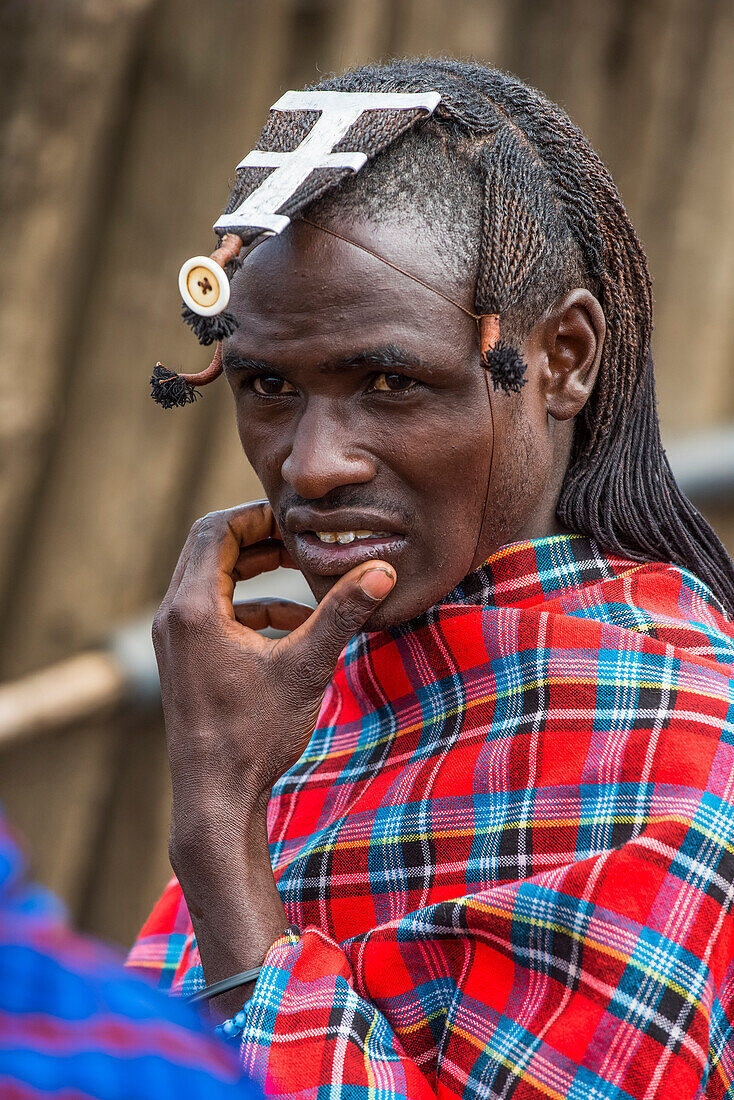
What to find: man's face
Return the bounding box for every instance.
[223,214,558,627]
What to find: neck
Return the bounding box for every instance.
[513,423,575,544]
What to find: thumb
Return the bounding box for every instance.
[280,562,396,691]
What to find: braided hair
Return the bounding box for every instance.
[221,57,734,613]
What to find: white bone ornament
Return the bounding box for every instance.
[215,90,442,235]
[180,89,441,317]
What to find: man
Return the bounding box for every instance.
[128,59,734,1098]
[0,806,260,1098]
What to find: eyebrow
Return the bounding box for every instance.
[326,345,432,374]
[222,353,277,376]
[223,345,436,377]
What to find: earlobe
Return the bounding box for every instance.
[543,289,605,421]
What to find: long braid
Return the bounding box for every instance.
[223,57,734,613]
[479,72,734,607]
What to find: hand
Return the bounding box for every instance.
[152,500,396,1011]
[152,499,396,877]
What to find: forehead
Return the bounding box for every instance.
[226,216,477,363]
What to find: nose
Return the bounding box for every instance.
[280,398,376,499]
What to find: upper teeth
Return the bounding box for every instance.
[315,530,376,544]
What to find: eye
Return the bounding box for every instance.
[252,375,298,396]
[371,372,417,393]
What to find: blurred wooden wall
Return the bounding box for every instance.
[1,0,733,948]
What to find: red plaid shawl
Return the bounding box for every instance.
[128,534,734,1099]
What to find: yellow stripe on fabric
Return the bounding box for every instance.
[482,532,587,567]
[460,898,703,1010]
[385,1006,447,1038]
[363,1012,378,1100]
[449,1026,570,1100]
[277,813,734,865]
[710,1058,734,1095]
[298,676,728,766]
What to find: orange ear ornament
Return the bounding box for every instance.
[479,314,527,393]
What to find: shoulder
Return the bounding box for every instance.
[548,558,734,666]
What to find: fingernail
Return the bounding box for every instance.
[359,567,396,600]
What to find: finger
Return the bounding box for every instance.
[160,531,202,613]
[233,598,313,632]
[160,499,276,612]
[175,500,279,610]
[233,540,297,582]
[277,562,396,690]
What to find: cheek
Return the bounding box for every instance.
[390,395,494,573]
[412,420,490,515]
[481,399,543,544]
[234,404,287,489]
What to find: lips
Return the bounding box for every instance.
[293,532,406,576]
[284,507,407,577]
[313,530,390,544]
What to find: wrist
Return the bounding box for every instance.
[172,818,288,1021]
[168,743,274,819]
[186,885,288,1019]
[169,799,285,933]
[170,777,271,854]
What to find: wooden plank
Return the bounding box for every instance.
[0,0,154,672]
[0,719,117,914]
[649,0,734,432]
[0,651,124,748]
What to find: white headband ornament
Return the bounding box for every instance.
[152,85,527,409]
[178,89,441,319]
[152,89,442,408]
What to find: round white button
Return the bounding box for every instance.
[178,255,231,316]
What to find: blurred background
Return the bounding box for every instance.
[1,0,733,949]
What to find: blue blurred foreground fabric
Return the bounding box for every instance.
[0,807,260,1099]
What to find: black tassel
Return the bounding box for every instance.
[181,302,238,345]
[150,363,199,409]
[481,340,528,394]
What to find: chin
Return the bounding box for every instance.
[360,598,411,632]
[303,571,441,634]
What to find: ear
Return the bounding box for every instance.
[538,289,605,420]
